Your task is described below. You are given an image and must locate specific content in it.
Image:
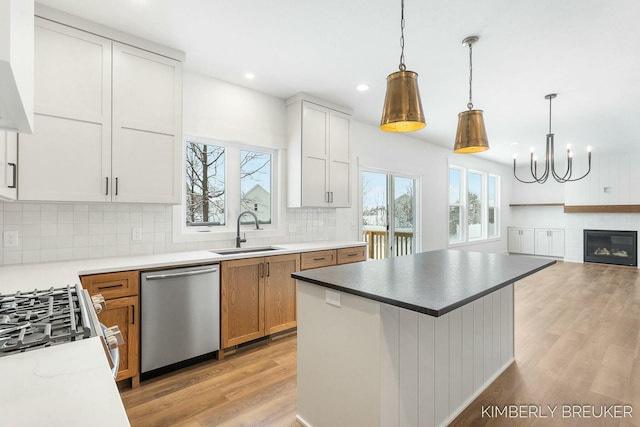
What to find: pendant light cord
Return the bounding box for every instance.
[467,41,473,110]
[399,0,406,71]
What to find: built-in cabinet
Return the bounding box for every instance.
[535,228,565,257]
[286,96,352,208]
[507,227,535,255]
[221,253,300,351]
[0,131,17,200]
[19,18,182,203]
[508,226,565,257]
[81,271,140,387]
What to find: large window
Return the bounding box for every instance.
[185,138,274,228]
[448,165,500,244]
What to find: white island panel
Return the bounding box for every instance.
[297,282,515,427]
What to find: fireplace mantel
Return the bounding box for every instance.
[564,205,640,213]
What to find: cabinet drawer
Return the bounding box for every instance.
[301,250,337,270]
[337,246,366,264]
[81,271,139,298]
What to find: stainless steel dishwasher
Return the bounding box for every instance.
[141,264,220,374]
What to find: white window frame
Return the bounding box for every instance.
[173,135,280,243]
[359,165,422,257]
[448,164,500,246]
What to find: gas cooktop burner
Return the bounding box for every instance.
[0,284,96,356]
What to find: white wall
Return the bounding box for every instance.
[340,121,512,254]
[0,71,513,264]
[509,150,640,264]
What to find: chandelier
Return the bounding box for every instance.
[513,93,592,184]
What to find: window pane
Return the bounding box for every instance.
[468,172,483,239]
[362,171,388,259]
[240,150,272,224]
[449,168,461,205]
[185,142,225,226]
[449,206,462,242]
[394,176,415,257]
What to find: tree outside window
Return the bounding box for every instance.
[186,142,225,226]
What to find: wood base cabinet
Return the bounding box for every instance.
[221,254,300,351]
[81,271,140,387]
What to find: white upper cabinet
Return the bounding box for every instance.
[19,17,182,203]
[287,96,352,208]
[19,19,111,202]
[111,42,182,203]
[0,131,18,200]
[0,0,34,133]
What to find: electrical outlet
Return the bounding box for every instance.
[3,230,19,248]
[131,227,142,241]
[325,290,341,308]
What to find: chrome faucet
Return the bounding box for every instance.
[236,211,261,248]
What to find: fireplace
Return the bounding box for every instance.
[583,229,637,266]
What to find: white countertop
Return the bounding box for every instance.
[0,240,365,427]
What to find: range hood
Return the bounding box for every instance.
[0,0,33,133]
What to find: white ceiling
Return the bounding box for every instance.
[36,0,640,166]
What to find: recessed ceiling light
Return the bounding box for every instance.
[356,84,370,92]
[245,73,255,80]
[511,142,519,146]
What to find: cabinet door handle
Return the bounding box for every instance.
[7,163,16,189]
[98,283,124,291]
[105,177,109,195]
[131,305,135,325]
[266,262,270,277]
[115,177,119,196]
[347,253,358,257]
[259,263,264,278]
[330,192,334,203]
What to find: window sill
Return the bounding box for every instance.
[448,237,502,249]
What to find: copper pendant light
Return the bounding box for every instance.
[453,36,489,153]
[380,0,425,132]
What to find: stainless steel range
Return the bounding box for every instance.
[0,284,123,375]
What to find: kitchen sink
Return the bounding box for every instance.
[210,246,282,256]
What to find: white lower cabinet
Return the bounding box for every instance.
[509,227,565,257]
[535,228,565,257]
[508,227,535,255]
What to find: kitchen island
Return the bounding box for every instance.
[292,249,555,427]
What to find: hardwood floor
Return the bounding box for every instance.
[451,261,640,427]
[119,335,299,427]
[121,261,640,426]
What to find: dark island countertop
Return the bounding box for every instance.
[292,249,556,317]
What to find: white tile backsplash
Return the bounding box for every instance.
[0,202,337,265]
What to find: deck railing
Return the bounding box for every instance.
[363,229,414,260]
